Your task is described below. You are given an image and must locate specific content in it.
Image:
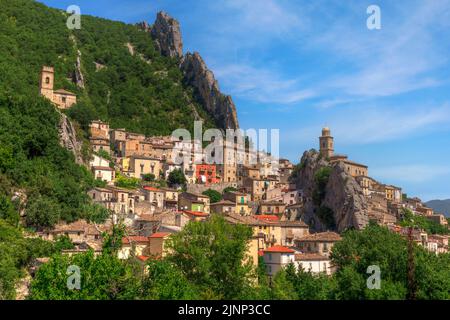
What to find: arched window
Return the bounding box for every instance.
[45,77,50,84]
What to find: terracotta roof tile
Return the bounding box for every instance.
[254,215,279,222]
[264,245,295,253]
[150,232,171,238]
[183,210,209,217]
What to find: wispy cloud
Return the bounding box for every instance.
[213,63,316,104]
[212,0,304,38]
[284,103,450,145]
[312,0,450,98]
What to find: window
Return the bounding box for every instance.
[62,97,66,103]
[45,77,50,84]
[268,253,272,261]
[323,243,328,252]
[323,262,327,271]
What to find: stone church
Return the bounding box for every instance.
[39,66,77,109]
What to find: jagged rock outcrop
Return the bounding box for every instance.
[58,112,84,165]
[138,12,240,129]
[149,11,183,59]
[181,52,239,129]
[322,162,370,231]
[294,150,369,233]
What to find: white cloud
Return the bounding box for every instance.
[212,63,316,104]
[283,103,450,145]
[215,0,303,37]
[312,0,450,97]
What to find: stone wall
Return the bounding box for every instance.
[187,182,238,195]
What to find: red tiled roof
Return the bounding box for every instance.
[144,186,162,192]
[264,245,295,253]
[150,232,171,238]
[122,236,149,244]
[137,255,150,262]
[183,210,209,217]
[254,215,279,222]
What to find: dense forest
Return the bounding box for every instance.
[0,0,215,135]
[0,0,215,298]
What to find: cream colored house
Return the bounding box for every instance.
[129,156,162,179]
[223,191,252,215]
[118,236,149,260]
[294,232,342,258]
[142,186,165,210]
[211,200,236,214]
[263,246,296,276]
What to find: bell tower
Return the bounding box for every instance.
[39,66,54,101]
[319,127,334,158]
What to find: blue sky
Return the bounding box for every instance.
[40,0,450,201]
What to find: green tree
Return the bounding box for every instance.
[142,260,198,300]
[202,189,222,204]
[142,173,156,182]
[223,187,238,194]
[167,169,186,188]
[54,235,75,251]
[25,196,61,229]
[0,194,19,226]
[114,174,140,189]
[29,251,141,300]
[165,215,255,299]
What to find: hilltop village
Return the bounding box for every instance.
[33,65,450,277]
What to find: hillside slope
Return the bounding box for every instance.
[0,0,221,137]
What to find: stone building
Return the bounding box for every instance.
[319,127,369,177]
[90,120,110,139]
[39,66,77,109]
[294,231,342,258]
[128,156,163,179]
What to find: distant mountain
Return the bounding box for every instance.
[425,199,450,217]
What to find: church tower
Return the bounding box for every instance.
[39,66,54,101]
[319,127,334,158]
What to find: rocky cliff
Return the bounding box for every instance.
[293,150,369,233]
[149,11,183,59]
[58,112,84,165]
[138,12,240,129]
[180,52,239,130]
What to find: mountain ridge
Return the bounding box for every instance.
[425,199,450,217]
[138,11,240,130]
